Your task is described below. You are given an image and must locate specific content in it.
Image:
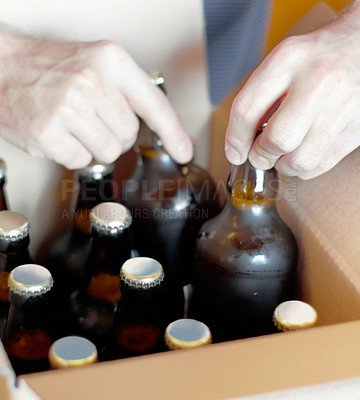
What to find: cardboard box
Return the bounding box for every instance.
[18,141,360,399]
[4,2,360,399]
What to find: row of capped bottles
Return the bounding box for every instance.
[2,261,214,375]
[2,260,317,375]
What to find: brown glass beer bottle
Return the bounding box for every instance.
[188,159,298,342]
[44,163,115,301]
[164,318,212,350]
[0,160,8,211]
[273,300,317,332]
[0,211,31,340]
[122,74,220,316]
[48,336,97,369]
[68,202,132,349]
[103,257,167,360]
[3,264,54,375]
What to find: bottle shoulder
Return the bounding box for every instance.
[195,201,298,262]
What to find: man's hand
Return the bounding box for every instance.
[0,32,193,169]
[225,2,360,179]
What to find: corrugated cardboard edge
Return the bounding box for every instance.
[22,320,360,400]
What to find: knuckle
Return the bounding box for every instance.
[231,97,257,128]
[30,123,52,147]
[265,129,296,155]
[95,40,130,63]
[288,155,317,173]
[95,141,122,164]
[271,35,304,62]
[69,67,101,93]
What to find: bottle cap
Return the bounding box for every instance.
[165,319,212,350]
[273,300,317,331]
[0,159,6,181]
[8,264,53,296]
[0,211,30,241]
[77,162,115,180]
[120,257,164,289]
[90,202,132,234]
[48,336,98,369]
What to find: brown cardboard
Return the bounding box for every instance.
[22,141,360,400]
[22,321,360,400]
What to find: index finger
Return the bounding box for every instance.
[224,39,298,165]
[117,59,193,164]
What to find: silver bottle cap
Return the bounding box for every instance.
[8,264,53,296]
[77,162,115,180]
[273,300,318,331]
[120,257,164,289]
[90,202,132,235]
[165,319,212,350]
[0,211,30,241]
[49,336,98,369]
[0,159,6,181]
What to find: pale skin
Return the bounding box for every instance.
[0,2,359,176]
[225,1,360,179]
[0,30,193,169]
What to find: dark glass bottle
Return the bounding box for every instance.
[68,202,132,349]
[0,211,31,340]
[0,159,9,211]
[103,257,167,360]
[44,163,115,301]
[188,160,298,343]
[122,74,220,316]
[3,264,54,375]
[273,300,317,332]
[48,336,98,369]
[164,318,212,350]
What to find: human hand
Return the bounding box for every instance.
[0,32,193,169]
[225,3,360,179]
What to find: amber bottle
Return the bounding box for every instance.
[68,202,132,349]
[164,318,212,350]
[3,264,54,375]
[0,160,8,211]
[44,163,115,301]
[0,211,31,340]
[122,75,220,316]
[48,336,98,369]
[102,257,167,361]
[273,300,317,332]
[188,160,298,343]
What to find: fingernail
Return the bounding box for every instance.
[249,153,270,169]
[225,144,242,165]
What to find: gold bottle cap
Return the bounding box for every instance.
[0,159,6,181]
[77,162,115,180]
[8,264,53,296]
[273,300,317,332]
[120,257,164,289]
[0,211,30,241]
[165,319,212,350]
[49,336,98,369]
[90,202,132,234]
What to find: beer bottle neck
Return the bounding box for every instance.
[0,235,30,254]
[0,181,7,211]
[74,174,114,233]
[136,121,184,176]
[227,160,278,209]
